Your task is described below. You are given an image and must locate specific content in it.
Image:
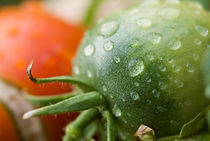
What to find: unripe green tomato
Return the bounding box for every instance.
[73,0,210,139]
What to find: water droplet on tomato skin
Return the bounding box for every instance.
[100,21,119,37]
[112,104,122,117]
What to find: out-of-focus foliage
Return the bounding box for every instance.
[0,0,23,6]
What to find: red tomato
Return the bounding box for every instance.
[0,2,85,141]
[0,1,85,95]
[0,102,20,141]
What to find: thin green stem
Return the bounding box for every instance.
[83,0,102,26]
[25,92,78,107]
[84,121,98,139]
[63,108,100,141]
[27,61,94,91]
[105,110,116,141]
[23,91,105,119]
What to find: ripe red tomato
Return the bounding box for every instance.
[0,2,85,141]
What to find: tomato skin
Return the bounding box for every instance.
[0,2,85,141]
[0,2,85,95]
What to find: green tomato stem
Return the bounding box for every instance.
[63,108,100,141]
[27,61,95,92]
[25,92,79,107]
[23,91,105,119]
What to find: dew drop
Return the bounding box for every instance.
[193,53,199,61]
[147,79,152,83]
[174,79,184,88]
[136,18,152,29]
[84,44,95,56]
[114,56,121,63]
[195,25,209,37]
[131,40,142,48]
[148,54,155,61]
[159,81,167,90]
[134,82,140,87]
[186,63,195,72]
[102,85,107,92]
[87,70,92,78]
[148,33,162,45]
[169,39,181,50]
[157,106,165,112]
[73,66,79,75]
[100,21,119,37]
[158,8,180,20]
[104,41,114,51]
[159,65,166,72]
[113,104,121,117]
[172,64,181,72]
[194,38,202,45]
[167,58,174,64]
[152,89,160,98]
[130,91,140,101]
[128,59,145,77]
[127,113,132,117]
[146,99,152,104]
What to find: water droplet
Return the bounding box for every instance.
[148,33,162,45]
[167,58,174,64]
[186,63,195,72]
[147,79,152,83]
[113,104,121,117]
[127,113,131,117]
[159,81,167,90]
[130,91,140,101]
[128,59,145,77]
[104,41,114,51]
[146,99,152,104]
[172,64,181,72]
[100,21,119,37]
[194,38,202,45]
[136,18,152,29]
[152,89,160,98]
[157,106,165,112]
[174,79,184,88]
[87,70,92,78]
[193,10,200,15]
[159,65,166,72]
[148,54,155,61]
[165,0,180,5]
[102,85,107,92]
[114,56,121,63]
[84,44,95,56]
[169,39,181,50]
[158,8,180,20]
[73,66,79,75]
[195,25,208,37]
[131,40,141,48]
[134,82,140,87]
[193,53,199,61]
[140,0,159,6]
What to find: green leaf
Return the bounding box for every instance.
[179,105,210,138]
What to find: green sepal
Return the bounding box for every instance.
[23,91,105,119]
[63,108,100,141]
[25,92,78,107]
[83,121,98,139]
[27,61,95,92]
[179,105,210,138]
[105,110,116,141]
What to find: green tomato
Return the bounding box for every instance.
[24,0,210,140]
